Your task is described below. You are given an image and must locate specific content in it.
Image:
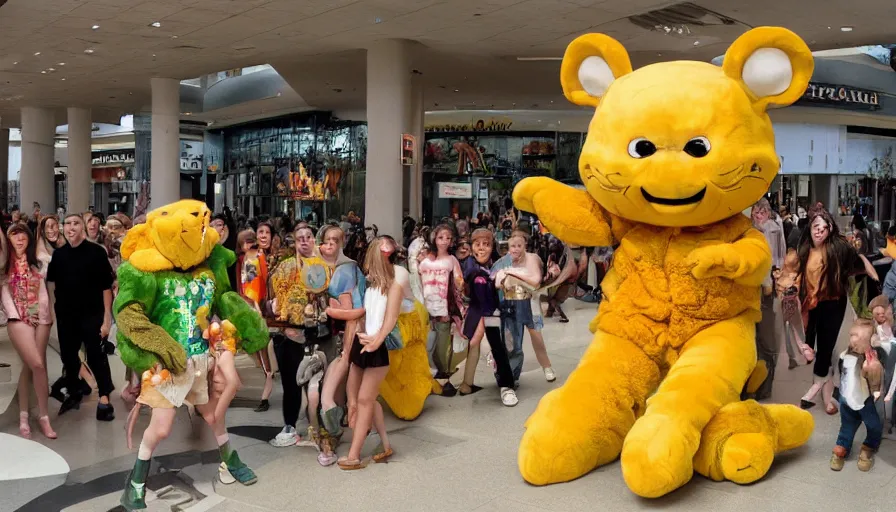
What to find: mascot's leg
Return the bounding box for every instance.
[693,400,813,484]
[381,305,436,420]
[121,407,177,510]
[518,330,659,485]
[620,313,755,498]
[196,366,257,486]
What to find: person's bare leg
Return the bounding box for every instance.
[345,365,387,462]
[213,352,241,424]
[528,328,553,369]
[9,323,50,417]
[307,385,321,430]
[346,361,362,429]
[258,350,273,401]
[372,398,390,453]
[34,325,52,418]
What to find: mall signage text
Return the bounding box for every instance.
[800,83,881,110]
[92,149,135,166]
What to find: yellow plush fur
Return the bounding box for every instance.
[121,200,219,272]
[513,27,815,497]
[380,301,439,420]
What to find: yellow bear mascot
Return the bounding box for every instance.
[514,27,815,498]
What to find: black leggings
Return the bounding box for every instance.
[484,326,515,389]
[806,297,847,378]
[272,334,304,428]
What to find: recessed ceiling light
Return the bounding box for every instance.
[48,67,55,71]
[12,62,17,65]
[150,21,161,28]
[34,52,41,56]
[91,24,100,30]
[58,62,65,66]
[454,89,459,92]
[61,78,66,81]
[84,48,95,54]
[172,35,178,39]
[40,70,46,74]
[840,26,854,32]
[693,40,700,46]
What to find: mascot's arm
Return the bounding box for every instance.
[687,228,772,287]
[114,263,187,374]
[216,291,269,354]
[512,177,613,247]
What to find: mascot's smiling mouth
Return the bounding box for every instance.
[641,187,706,206]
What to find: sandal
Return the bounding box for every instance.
[458,384,483,396]
[373,448,394,463]
[337,457,366,471]
[19,411,31,439]
[38,416,57,439]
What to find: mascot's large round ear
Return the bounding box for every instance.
[120,223,152,261]
[560,33,633,108]
[723,26,813,111]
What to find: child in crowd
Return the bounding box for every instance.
[831,320,884,472]
[870,295,896,434]
[773,249,815,369]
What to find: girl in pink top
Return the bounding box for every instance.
[418,224,464,395]
[1,224,56,439]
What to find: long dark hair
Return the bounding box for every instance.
[6,224,41,276]
[797,204,856,301]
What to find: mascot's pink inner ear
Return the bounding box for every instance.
[741,47,793,98]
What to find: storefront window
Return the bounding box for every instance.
[220,112,365,223]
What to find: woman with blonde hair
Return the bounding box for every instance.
[327,236,401,469]
[36,215,64,265]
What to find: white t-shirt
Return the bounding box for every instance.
[840,352,870,411]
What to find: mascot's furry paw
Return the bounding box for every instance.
[694,401,813,484]
[620,414,694,498]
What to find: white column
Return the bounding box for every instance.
[150,77,180,208]
[365,39,415,238]
[0,128,9,209]
[67,107,92,213]
[19,107,56,213]
[409,76,424,221]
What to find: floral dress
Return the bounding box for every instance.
[1,259,51,327]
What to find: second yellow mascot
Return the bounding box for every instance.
[514,27,815,497]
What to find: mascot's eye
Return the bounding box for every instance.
[627,138,656,158]
[684,137,711,158]
[191,212,199,217]
[161,211,168,216]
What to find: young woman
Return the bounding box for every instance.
[2,224,56,439]
[495,231,555,384]
[235,229,273,412]
[327,236,399,470]
[85,212,104,244]
[459,229,518,406]
[419,224,465,396]
[799,204,879,413]
[316,225,364,465]
[36,215,64,265]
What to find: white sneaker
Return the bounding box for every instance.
[270,425,299,447]
[543,367,556,382]
[218,462,236,484]
[500,387,519,407]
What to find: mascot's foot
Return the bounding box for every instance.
[120,459,150,511]
[519,388,626,486]
[224,450,258,486]
[621,414,695,498]
[694,401,813,485]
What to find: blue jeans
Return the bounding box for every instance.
[836,396,883,454]
[501,299,543,382]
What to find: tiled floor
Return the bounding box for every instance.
[2,300,894,512]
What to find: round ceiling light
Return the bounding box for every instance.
[840,26,854,32]
[92,24,100,30]
[150,21,161,28]
[84,48,95,54]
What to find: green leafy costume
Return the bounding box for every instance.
[115,244,268,374]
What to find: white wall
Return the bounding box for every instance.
[845,133,896,175]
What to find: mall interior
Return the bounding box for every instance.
[2,1,896,511]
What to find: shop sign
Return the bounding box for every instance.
[800,83,881,110]
[426,118,513,133]
[438,182,473,199]
[402,134,416,166]
[92,149,135,166]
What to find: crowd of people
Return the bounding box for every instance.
[1,200,617,474]
[750,199,896,472]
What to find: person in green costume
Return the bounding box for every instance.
[115,200,268,511]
